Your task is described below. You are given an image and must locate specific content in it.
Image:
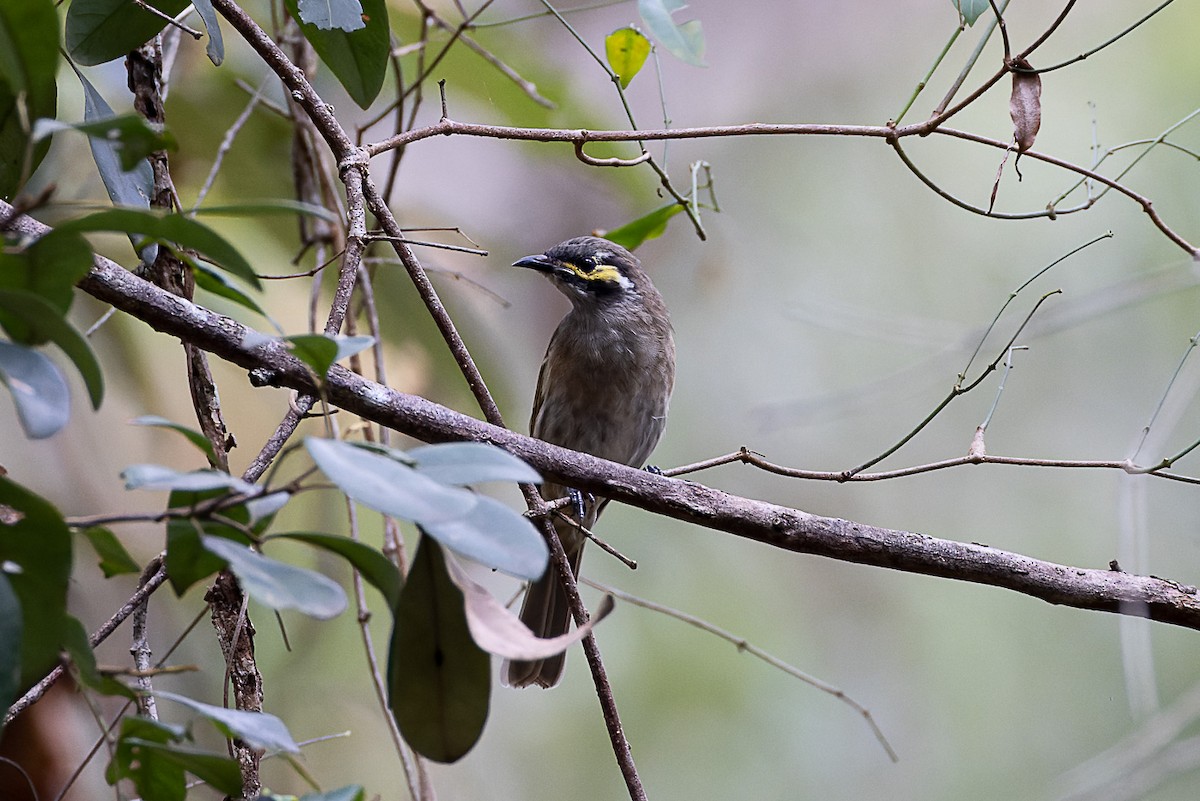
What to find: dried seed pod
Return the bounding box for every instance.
[1009,57,1042,154]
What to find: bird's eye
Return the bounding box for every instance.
[576,260,595,273]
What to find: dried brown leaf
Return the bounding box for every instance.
[442,550,614,660]
[1010,58,1042,155]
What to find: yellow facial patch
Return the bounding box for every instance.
[561,261,630,288]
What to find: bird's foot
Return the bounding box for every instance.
[567,487,594,520]
[644,464,664,475]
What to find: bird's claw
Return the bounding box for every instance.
[644,464,664,475]
[567,488,593,520]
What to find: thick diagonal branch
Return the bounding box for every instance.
[11,206,1188,633]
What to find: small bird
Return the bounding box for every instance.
[504,236,675,688]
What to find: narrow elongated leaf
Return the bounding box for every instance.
[270,532,402,608]
[57,209,261,290]
[606,27,651,89]
[200,536,348,620]
[284,0,389,108]
[190,0,225,65]
[0,340,70,439]
[638,0,705,66]
[389,537,489,763]
[0,290,103,409]
[122,464,256,495]
[0,0,58,197]
[195,199,341,223]
[602,203,685,251]
[82,526,141,577]
[191,260,268,317]
[65,0,190,66]
[59,613,100,689]
[0,477,73,693]
[442,550,613,660]
[156,690,302,753]
[407,442,541,486]
[71,65,155,222]
[33,115,177,172]
[130,415,217,462]
[306,438,477,524]
[420,494,547,580]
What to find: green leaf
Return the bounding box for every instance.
[33,115,177,172]
[284,0,390,108]
[59,613,100,690]
[108,719,243,801]
[389,537,489,763]
[408,442,541,486]
[605,27,652,89]
[0,340,70,439]
[164,487,251,595]
[602,203,686,251]
[638,0,705,67]
[0,477,74,694]
[952,0,990,25]
[0,572,22,710]
[194,198,341,224]
[0,229,94,318]
[286,334,375,376]
[200,536,348,620]
[306,438,478,524]
[65,0,191,67]
[284,334,337,376]
[0,0,58,197]
[131,740,243,796]
[191,260,268,317]
[70,64,155,225]
[297,0,366,32]
[302,788,366,801]
[57,208,261,290]
[307,438,544,577]
[130,415,218,463]
[156,690,302,753]
[81,526,141,577]
[190,0,225,65]
[270,532,402,608]
[421,494,547,581]
[0,290,104,409]
[245,491,290,532]
[107,718,189,801]
[122,464,256,495]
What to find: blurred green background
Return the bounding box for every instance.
[6,0,1200,799]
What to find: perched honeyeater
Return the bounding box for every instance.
[503,236,676,688]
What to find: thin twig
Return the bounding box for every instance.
[192,79,268,211]
[1028,0,1174,75]
[3,557,168,727]
[582,579,899,762]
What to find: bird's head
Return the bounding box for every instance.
[513,236,645,307]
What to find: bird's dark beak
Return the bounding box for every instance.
[513,254,556,273]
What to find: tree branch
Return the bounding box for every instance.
[5,202,1193,634]
[360,117,1198,257]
